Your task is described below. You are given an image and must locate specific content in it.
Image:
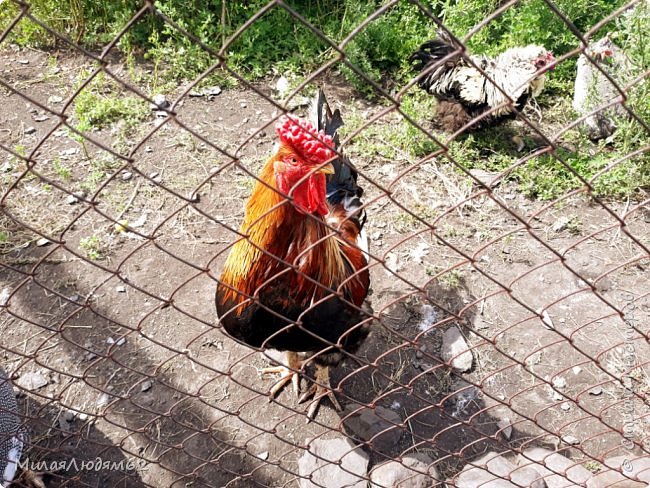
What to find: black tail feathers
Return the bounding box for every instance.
[311,88,365,227]
[410,31,461,88]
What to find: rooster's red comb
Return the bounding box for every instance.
[275,115,335,164]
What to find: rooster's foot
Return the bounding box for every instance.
[260,351,302,398]
[298,365,342,421]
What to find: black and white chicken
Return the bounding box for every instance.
[410,31,555,132]
[573,35,631,141]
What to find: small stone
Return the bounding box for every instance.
[17,59,29,64]
[66,194,79,204]
[572,366,582,375]
[552,391,563,401]
[552,377,567,389]
[36,238,50,246]
[48,95,63,104]
[78,413,88,421]
[107,337,126,346]
[121,171,133,181]
[16,372,48,391]
[140,380,153,392]
[34,115,49,122]
[552,216,570,232]
[275,75,290,96]
[257,451,269,461]
[151,94,170,110]
[240,101,247,108]
[562,435,579,445]
[144,146,153,153]
[440,326,473,372]
[154,110,168,118]
[560,402,571,411]
[589,386,603,396]
[24,126,36,134]
[497,418,513,440]
[97,392,110,407]
[298,437,368,488]
[115,285,126,293]
[205,86,221,99]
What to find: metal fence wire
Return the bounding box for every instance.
[1,0,649,487]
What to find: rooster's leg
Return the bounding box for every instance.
[19,469,46,488]
[298,364,342,420]
[260,351,302,398]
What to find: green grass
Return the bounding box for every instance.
[2,0,648,200]
[79,235,103,260]
[72,71,149,133]
[0,0,629,91]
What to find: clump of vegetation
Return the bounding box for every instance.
[2,0,647,199]
[79,235,103,260]
[71,71,148,133]
[0,0,628,90]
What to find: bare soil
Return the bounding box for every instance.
[1,47,649,487]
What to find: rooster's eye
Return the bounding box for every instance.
[291,157,297,163]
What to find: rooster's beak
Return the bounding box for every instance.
[316,162,335,175]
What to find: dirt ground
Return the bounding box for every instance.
[1,47,649,487]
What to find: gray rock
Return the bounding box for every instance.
[603,456,650,483]
[370,453,439,488]
[342,405,402,454]
[298,437,368,488]
[440,326,473,372]
[151,94,170,110]
[16,372,48,391]
[24,126,36,135]
[457,452,547,488]
[586,470,645,488]
[517,447,592,488]
[456,453,518,488]
[497,419,513,441]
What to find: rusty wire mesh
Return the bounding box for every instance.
[1,0,649,487]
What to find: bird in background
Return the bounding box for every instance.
[410,30,555,133]
[573,34,632,141]
[215,89,371,419]
[1,368,45,488]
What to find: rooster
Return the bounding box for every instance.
[215,89,370,419]
[410,31,555,132]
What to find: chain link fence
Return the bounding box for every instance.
[1,0,649,486]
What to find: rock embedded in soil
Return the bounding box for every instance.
[298,437,368,488]
[517,447,593,488]
[496,418,513,440]
[440,326,473,372]
[370,452,440,488]
[603,456,650,484]
[16,372,48,391]
[456,452,519,488]
[342,405,402,455]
